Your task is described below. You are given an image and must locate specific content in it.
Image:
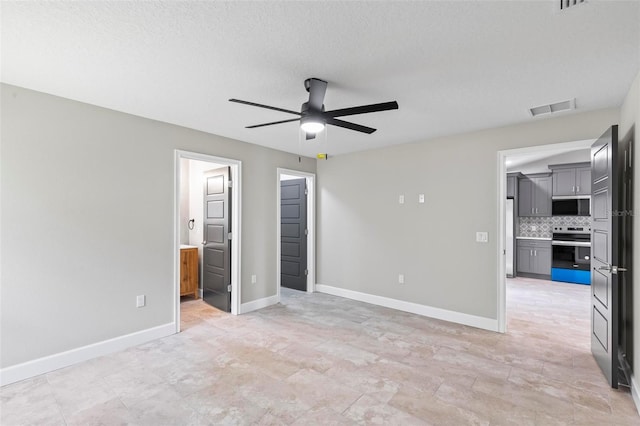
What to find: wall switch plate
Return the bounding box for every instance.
[398,274,405,284]
[476,232,489,243]
[136,295,146,308]
[419,194,425,203]
[251,274,257,284]
[399,195,405,204]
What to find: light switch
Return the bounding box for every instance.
[398,274,405,284]
[251,274,257,284]
[136,295,146,308]
[399,195,405,204]
[476,232,489,243]
[419,194,425,203]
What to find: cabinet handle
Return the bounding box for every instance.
[577,185,580,193]
[535,208,538,214]
[530,250,533,256]
[572,186,575,193]
[534,250,537,257]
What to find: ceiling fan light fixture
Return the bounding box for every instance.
[300,118,325,134]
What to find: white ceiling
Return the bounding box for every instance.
[2,1,639,157]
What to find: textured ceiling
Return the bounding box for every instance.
[2,1,639,157]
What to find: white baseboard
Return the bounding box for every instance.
[240,294,279,314]
[0,322,175,387]
[631,372,640,416]
[315,284,499,332]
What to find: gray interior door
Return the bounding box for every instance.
[590,125,621,388]
[281,178,308,291]
[618,133,634,383]
[202,167,231,312]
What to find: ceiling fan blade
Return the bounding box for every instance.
[308,78,327,111]
[245,118,301,129]
[324,101,399,118]
[229,99,301,116]
[305,132,316,140]
[326,118,376,134]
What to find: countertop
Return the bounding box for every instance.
[180,244,199,249]
[515,237,552,241]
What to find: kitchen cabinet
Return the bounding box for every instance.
[507,175,516,198]
[180,246,199,298]
[550,162,591,196]
[518,174,552,217]
[516,239,551,277]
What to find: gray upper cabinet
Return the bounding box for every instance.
[507,176,516,198]
[550,162,591,196]
[576,167,591,195]
[518,174,551,217]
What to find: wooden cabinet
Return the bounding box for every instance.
[518,174,552,217]
[516,239,551,277]
[550,162,591,196]
[180,247,199,298]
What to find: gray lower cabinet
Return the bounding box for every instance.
[516,239,551,277]
[518,174,552,217]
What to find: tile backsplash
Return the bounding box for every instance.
[518,216,591,238]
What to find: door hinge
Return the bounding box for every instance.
[304,228,308,236]
[228,232,232,240]
[228,180,233,188]
[304,269,308,276]
[304,188,308,195]
[227,285,232,292]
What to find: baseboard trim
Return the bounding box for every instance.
[0,322,175,387]
[240,294,279,314]
[315,284,499,332]
[631,373,640,416]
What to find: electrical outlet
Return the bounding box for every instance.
[419,194,425,203]
[136,295,146,308]
[399,195,405,204]
[476,232,489,243]
[251,274,257,284]
[398,274,405,284]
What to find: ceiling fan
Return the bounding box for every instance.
[229,78,399,140]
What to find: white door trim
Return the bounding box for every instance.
[276,168,316,302]
[496,139,594,333]
[174,150,242,332]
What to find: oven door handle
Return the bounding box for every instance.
[552,240,591,247]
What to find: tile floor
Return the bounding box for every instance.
[1,278,639,425]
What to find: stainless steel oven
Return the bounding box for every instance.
[551,226,591,285]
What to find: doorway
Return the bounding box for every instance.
[497,139,595,332]
[276,168,315,300]
[174,150,242,332]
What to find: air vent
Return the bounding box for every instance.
[560,0,585,10]
[529,99,576,117]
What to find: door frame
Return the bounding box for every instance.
[174,150,242,332]
[276,168,316,300]
[496,139,594,333]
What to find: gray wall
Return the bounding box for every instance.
[317,107,619,320]
[620,69,640,385]
[0,84,315,368]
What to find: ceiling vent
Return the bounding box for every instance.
[529,99,576,118]
[560,0,585,11]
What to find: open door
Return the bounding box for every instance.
[590,125,629,388]
[280,178,308,291]
[202,166,231,312]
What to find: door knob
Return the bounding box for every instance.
[598,264,628,274]
[202,241,207,245]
